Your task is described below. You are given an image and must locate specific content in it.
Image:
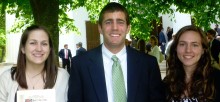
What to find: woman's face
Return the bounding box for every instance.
[176,31,204,69]
[22,29,50,66]
[150,39,155,46]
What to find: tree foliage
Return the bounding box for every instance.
[168,0,220,30]
[0,0,219,36]
[0,4,6,62]
[0,0,219,55]
[79,0,219,40]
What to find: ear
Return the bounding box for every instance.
[98,24,103,35]
[21,47,25,54]
[126,25,131,34]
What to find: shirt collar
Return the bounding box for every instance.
[102,44,126,61]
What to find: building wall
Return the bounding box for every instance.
[59,7,90,58]
[162,14,173,32]
[5,13,22,64]
[5,7,192,64]
[5,7,90,64]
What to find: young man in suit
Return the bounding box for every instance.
[59,44,72,73]
[206,29,220,68]
[159,28,168,54]
[76,42,87,56]
[68,2,165,102]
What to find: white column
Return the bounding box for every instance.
[5,13,21,64]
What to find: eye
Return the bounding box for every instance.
[105,21,112,25]
[30,42,37,45]
[117,21,125,25]
[178,43,185,46]
[193,44,199,47]
[42,42,49,46]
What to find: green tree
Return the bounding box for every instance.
[0,0,80,64]
[81,0,220,39]
[0,4,6,62]
[0,0,219,61]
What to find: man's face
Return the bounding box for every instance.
[206,33,214,42]
[76,44,79,48]
[65,45,68,49]
[98,11,130,52]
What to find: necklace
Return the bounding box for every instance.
[26,71,42,89]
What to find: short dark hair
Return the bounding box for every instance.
[64,44,68,47]
[77,42,82,47]
[207,29,216,36]
[98,2,130,26]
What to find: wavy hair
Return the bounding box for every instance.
[163,25,215,101]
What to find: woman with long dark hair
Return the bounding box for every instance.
[163,25,220,101]
[0,25,69,102]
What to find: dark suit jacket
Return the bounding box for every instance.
[59,49,72,60]
[210,39,220,63]
[76,47,87,56]
[159,31,166,45]
[68,45,165,102]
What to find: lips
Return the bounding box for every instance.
[183,55,194,59]
[110,33,120,37]
[33,54,43,57]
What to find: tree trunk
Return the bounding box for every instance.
[30,0,59,65]
[0,46,5,62]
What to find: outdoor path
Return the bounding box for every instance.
[159,60,166,79]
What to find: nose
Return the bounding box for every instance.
[112,21,118,30]
[36,44,42,51]
[185,44,191,53]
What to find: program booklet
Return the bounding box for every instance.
[17,89,55,102]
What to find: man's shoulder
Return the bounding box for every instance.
[213,39,220,45]
[75,46,100,58]
[80,47,86,51]
[127,47,155,60]
[59,49,64,52]
[82,47,86,51]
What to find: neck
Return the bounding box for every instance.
[184,66,196,83]
[104,43,125,54]
[26,63,44,75]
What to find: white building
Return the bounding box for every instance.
[5,6,193,64]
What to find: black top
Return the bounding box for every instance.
[164,68,220,102]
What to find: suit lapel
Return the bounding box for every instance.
[88,46,108,102]
[127,47,141,102]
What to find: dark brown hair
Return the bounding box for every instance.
[137,39,146,53]
[207,29,217,36]
[150,35,158,46]
[163,25,215,101]
[98,2,130,26]
[11,25,58,89]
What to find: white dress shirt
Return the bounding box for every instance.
[102,44,127,102]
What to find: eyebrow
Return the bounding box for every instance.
[28,39,49,42]
[178,41,200,44]
[104,18,125,22]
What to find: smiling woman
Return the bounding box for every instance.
[0,25,69,102]
[163,25,220,102]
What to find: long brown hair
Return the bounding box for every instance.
[163,25,215,101]
[11,25,58,89]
